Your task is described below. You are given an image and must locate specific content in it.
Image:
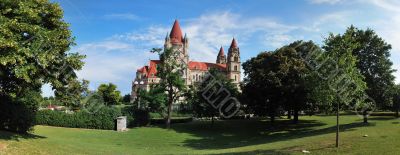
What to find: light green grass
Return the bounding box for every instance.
[0,115,399,155]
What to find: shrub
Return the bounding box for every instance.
[0,91,40,133]
[150,117,193,124]
[133,109,150,127]
[36,106,121,130]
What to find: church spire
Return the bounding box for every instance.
[216,46,226,64]
[169,19,183,44]
[218,46,225,56]
[229,37,238,49]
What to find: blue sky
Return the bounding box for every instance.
[42,0,400,96]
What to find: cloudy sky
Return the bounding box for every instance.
[43,0,400,96]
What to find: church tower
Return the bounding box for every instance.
[164,20,190,84]
[227,38,241,86]
[216,46,226,64]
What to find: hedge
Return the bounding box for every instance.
[36,107,121,130]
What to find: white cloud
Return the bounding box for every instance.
[104,13,140,20]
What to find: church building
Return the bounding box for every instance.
[131,20,241,99]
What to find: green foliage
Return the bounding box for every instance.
[0,90,40,133]
[345,26,395,110]
[138,86,167,117]
[97,83,121,106]
[0,0,85,133]
[187,68,240,122]
[55,79,89,108]
[133,109,150,127]
[151,48,187,128]
[122,94,131,104]
[242,40,324,123]
[35,106,122,130]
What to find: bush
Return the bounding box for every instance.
[120,105,135,127]
[150,117,193,124]
[133,109,150,127]
[36,106,121,130]
[0,91,40,133]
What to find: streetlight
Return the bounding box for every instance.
[134,80,145,109]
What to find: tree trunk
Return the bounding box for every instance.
[211,115,214,127]
[396,103,399,118]
[293,110,299,124]
[336,101,339,148]
[166,94,173,129]
[363,110,368,124]
[270,113,275,124]
[287,110,292,119]
[293,105,299,124]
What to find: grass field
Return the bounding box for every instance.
[0,115,399,155]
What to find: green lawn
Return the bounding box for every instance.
[0,115,399,155]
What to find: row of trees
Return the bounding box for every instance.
[42,82,131,109]
[242,26,397,124]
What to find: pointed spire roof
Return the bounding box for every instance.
[169,20,183,44]
[218,46,225,56]
[230,38,238,48]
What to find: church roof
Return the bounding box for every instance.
[169,20,184,44]
[136,60,226,78]
[188,61,226,71]
[137,60,160,78]
[218,46,225,56]
[230,38,238,49]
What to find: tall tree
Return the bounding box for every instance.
[55,79,89,109]
[346,26,395,110]
[242,40,325,124]
[97,83,121,106]
[151,48,186,129]
[323,31,367,148]
[187,68,239,126]
[0,0,85,132]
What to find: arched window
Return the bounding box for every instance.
[234,65,238,71]
[234,56,239,62]
[234,75,237,81]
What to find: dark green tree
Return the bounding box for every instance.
[345,26,395,110]
[242,40,324,124]
[122,94,131,104]
[97,83,122,106]
[0,0,85,132]
[187,68,239,125]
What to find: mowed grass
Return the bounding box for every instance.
[0,115,399,155]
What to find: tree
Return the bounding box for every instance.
[121,94,131,104]
[187,68,239,126]
[392,84,400,118]
[242,40,324,124]
[242,51,281,123]
[0,0,85,132]
[97,83,122,106]
[54,79,89,109]
[151,48,187,128]
[346,26,395,110]
[323,31,367,148]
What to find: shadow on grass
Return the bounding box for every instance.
[0,130,45,141]
[209,149,291,155]
[366,116,398,121]
[169,118,375,150]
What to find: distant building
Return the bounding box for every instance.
[131,20,241,101]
